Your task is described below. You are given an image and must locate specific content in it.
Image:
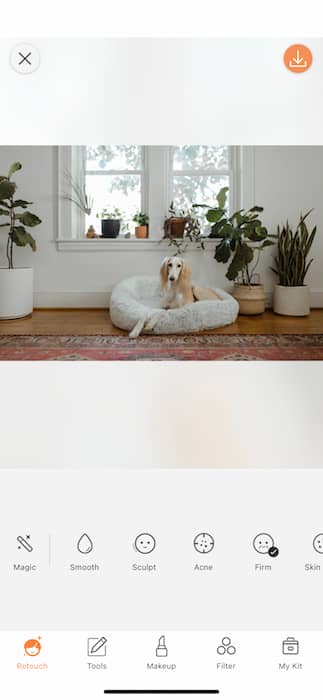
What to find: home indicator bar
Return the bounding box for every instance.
[103,691,220,695]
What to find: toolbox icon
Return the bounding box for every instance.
[282,637,299,655]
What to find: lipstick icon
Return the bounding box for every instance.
[156,635,168,657]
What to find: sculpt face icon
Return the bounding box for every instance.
[135,533,156,554]
[313,533,323,554]
[253,533,274,554]
[194,532,215,554]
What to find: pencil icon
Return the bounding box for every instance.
[88,637,108,656]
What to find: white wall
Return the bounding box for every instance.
[0,145,322,307]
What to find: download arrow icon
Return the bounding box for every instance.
[284,44,312,73]
[290,50,307,67]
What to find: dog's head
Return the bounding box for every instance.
[160,256,191,285]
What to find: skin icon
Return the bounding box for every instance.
[134,533,156,554]
[313,533,323,553]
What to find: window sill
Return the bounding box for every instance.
[56,238,214,252]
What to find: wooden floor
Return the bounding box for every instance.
[0,308,322,336]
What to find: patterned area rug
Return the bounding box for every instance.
[0,334,323,360]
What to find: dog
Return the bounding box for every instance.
[129,256,221,338]
[160,256,195,308]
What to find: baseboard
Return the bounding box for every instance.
[34,291,111,308]
[34,289,323,309]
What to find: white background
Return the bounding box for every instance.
[0,0,322,37]
[0,362,322,469]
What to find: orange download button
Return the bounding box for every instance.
[284,44,313,73]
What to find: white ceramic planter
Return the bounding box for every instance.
[273,284,310,316]
[0,268,34,319]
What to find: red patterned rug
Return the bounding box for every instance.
[0,334,323,360]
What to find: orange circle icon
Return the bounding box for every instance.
[284,44,312,73]
[24,639,41,657]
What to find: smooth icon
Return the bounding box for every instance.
[134,533,156,554]
[194,532,215,554]
[156,635,168,657]
[217,637,237,655]
[24,638,42,657]
[10,43,41,75]
[253,533,279,558]
[282,637,299,655]
[17,535,33,553]
[313,533,323,554]
[77,533,94,555]
[284,44,313,74]
[87,636,107,657]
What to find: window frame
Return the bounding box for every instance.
[57,145,247,249]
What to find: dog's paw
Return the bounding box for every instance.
[144,321,155,332]
[129,329,139,339]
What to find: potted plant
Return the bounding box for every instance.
[271,211,316,316]
[0,162,41,319]
[133,212,149,239]
[97,207,123,238]
[164,202,190,239]
[63,170,94,215]
[162,210,204,255]
[194,187,274,315]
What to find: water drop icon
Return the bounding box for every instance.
[77,533,93,554]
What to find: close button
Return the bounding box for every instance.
[10,43,40,74]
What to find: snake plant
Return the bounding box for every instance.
[271,211,316,286]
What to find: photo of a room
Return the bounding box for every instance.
[0,144,322,360]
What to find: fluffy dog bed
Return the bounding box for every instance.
[110,275,239,335]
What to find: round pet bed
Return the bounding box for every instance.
[110,275,239,335]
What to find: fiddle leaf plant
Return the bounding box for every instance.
[0,162,42,269]
[194,187,275,284]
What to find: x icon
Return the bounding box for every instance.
[18,51,32,66]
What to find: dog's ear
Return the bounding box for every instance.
[180,259,192,284]
[160,257,169,286]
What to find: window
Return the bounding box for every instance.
[171,145,230,211]
[84,145,145,235]
[58,145,239,244]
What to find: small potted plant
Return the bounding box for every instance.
[271,211,316,316]
[162,210,204,255]
[97,207,123,238]
[133,212,149,239]
[63,170,94,216]
[0,162,42,319]
[194,187,275,315]
[164,202,189,239]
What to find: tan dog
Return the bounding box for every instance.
[129,256,221,338]
[160,256,195,308]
